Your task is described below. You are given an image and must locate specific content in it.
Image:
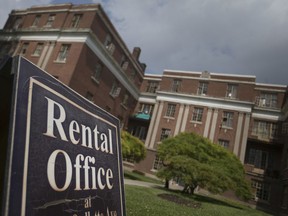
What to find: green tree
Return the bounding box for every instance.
[121,131,146,163]
[156,132,252,200]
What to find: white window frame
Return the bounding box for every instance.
[222,112,233,128]
[218,139,229,148]
[45,14,55,27]
[160,128,171,141]
[56,44,70,62]
[32,43,44,56]
[197,82,208,95]
[165,104,176,117]
[171,79,181,92]
[191,107,203,122]
[152,155,163,171]
[247,148,269,169]
[71,14,82,28]
[91,63,103,83]
[251,180,270,202]
[226,84,238,99]
[146,81,158,93]
[32,15,41,27]
[110,80,121,98]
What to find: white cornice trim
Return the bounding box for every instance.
[162,74,256,85]
[256,83,287,88]
[252,111,282,121]
[85,34,140,99]
[143,77,162,81]
[164,69,256,79]
[254,87,286,93]
[3,31,140,99]
[138,95,157,104]
[156,91,253,113]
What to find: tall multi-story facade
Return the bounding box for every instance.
[0,3,146,128]
[1,3,288,215]
[130,70,288,214]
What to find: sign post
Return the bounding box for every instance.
[1,56,126,216]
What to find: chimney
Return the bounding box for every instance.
[132,47,141,60]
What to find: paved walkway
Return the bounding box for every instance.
[124,179,184,191]
[124,179,162,188]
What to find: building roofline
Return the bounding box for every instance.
[164,69,256,79]
[255,82,287,88]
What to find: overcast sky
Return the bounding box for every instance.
[1,0,288,85]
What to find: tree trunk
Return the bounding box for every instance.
[164,179,169,189]
[183,184,197,195]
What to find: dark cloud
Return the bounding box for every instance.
[0,0,287,85]
[98,0,288,85]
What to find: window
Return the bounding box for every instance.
[257,92,277,108]
[56,44,70,62]
[146,81,158,93]
[120,55,129,70]
[160,128,171,141]
[165,104,176,117]
[32,15,41,27]
[45,14,55,27]
[222,112,233,128]
[197,82,208,95]
[139,103,153,115]
[32,43,44,56]
[251,180,270,201]
[247,148,269,169]
[192,107,203,122]
[218,139,229,148]
[152,155,163,170]
[129,69,136,81]
[71,14,82,28]
[20,43,29,55]
[91,63,103,83]
[121,93,129,107]
[13,17,22,29]
[282,122,288,135]
[104,34,115,55]
[171,79,181,92]
[226,84,237,99]
[104,34,112,47]
[131,126,147,141]
[85,92,94,102]
[252,120,278,139]
[110,80,121,98]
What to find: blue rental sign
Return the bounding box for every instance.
[1,57,126,216]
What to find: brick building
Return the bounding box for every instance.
[130,70,288,214]
[1,3,288,215]
[0,3,146,128]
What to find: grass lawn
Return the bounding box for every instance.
[124,170,163,185]
[125,185,271,216]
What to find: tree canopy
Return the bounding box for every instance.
[121,131,146,163]
[156,132,252,200]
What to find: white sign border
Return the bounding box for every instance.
[20,77,124,216]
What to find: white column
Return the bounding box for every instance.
[203,108,213,138]
[233,112,244,157]
[180,105,190,132]
[37,42,49,67]
[209,109,218,141]
[174,104,185,136]
[41,42,55,70]
[145,102,159,147]
[149,101,164,149]
[239,113,251,163]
